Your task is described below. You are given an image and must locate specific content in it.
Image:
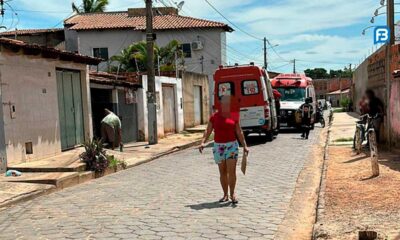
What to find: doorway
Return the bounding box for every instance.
[56,70,84,150]
[194,86,203,125]
[162,84,176,134]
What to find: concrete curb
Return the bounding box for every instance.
[312,117,332,239]
[0,139,204,210]
[125,139,204,170]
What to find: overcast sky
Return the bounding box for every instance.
[0,0,396,73]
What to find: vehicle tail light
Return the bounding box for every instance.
[264,101,270,119]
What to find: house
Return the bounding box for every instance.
[313,79,329,100]
[63,7,233,82]
[0,38,101,170]
[137,74,184,140]
[0,28,65,49]
[89,72,141,143]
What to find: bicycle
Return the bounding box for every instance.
[354,114,380,176]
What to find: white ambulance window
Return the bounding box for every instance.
[218,82,233,97]
[242,80,259,95]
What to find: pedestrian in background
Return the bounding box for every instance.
[365,89,384,143]
[101,109,122,150]
[299,97,314,140]
[199,95,249,204]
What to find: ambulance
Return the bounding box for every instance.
[271,73,317,128]
[213,64,278,141]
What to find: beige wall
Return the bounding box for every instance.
[0,50,91,165]
[182,72,210,128]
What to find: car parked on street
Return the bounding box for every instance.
[213,63,278,141]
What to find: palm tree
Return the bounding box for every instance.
[72,0,109,13]
[110,41,160,72]
[158,40,183,70]
[111,40,185,73]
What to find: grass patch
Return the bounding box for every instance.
[333,108,345,113]
[334,137,354,142]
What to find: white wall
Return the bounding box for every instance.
[138,75,184,140]
[0,50,91,165]
[76,30,144,71]
[72,28,225,81]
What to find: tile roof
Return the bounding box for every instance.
[0,28,64,36]
[0,38,101,65]
[64,12,233,32]
[90,71,141,87]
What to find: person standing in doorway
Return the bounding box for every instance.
[299,97,314,140]
[199,95,249,204]
[101,109,122,150]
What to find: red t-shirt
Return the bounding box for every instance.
[210,112,238,143]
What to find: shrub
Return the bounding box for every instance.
[108,155,128,171]
[80,139,109,173]
[340,98,350,110]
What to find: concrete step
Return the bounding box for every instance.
[1,171,94,189]
[8,163,86,173]
[185,125,207,133]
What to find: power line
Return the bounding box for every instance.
[203,0,263,41]
[158,0,256,64]
[163,0,258,63]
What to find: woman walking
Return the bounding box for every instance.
[199,95,249,204]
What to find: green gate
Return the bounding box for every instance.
[56,70,84,150]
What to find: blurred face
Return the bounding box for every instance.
[220,95,231,113]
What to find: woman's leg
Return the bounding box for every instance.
[218,161,228,199]
[226,159,238,199]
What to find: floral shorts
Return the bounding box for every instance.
[212,141,239,164]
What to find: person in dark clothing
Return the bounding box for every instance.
[273,89,282,129]
[299,97,314,139]
[365,89,384,143]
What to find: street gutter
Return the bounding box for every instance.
[312,116,333,239]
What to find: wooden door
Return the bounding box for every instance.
[194,86,202,125]
[162,85,176,134]
[57,70,84,150]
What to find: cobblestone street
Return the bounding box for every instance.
[0,129,321,240]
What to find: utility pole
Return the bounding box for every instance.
[293,59,296,73]
[0,0,4,17]
[385,0,394,150]
[263,37,267,70]
[146,0,158,145]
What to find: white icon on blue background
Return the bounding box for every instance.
[374,26,390,44]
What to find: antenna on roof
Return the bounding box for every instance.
[176,1,185,11]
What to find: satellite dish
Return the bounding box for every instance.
[177,1,185,11]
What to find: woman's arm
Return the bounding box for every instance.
[199,121,213,153]
[235,123,249,154]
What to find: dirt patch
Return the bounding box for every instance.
[314,146,400,239]
[275,129,327,239]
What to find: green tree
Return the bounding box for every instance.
[304,68,329,79]
[111,40,183,73]
[72,0,109,13]
[158,40,183,71]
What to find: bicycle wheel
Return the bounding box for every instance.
[368,130,379,176]
[320,118,325,128]
[354,127,362,154]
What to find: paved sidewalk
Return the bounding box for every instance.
[0,132,204,209]
[329,112,358,146]
[314,112,400,239]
